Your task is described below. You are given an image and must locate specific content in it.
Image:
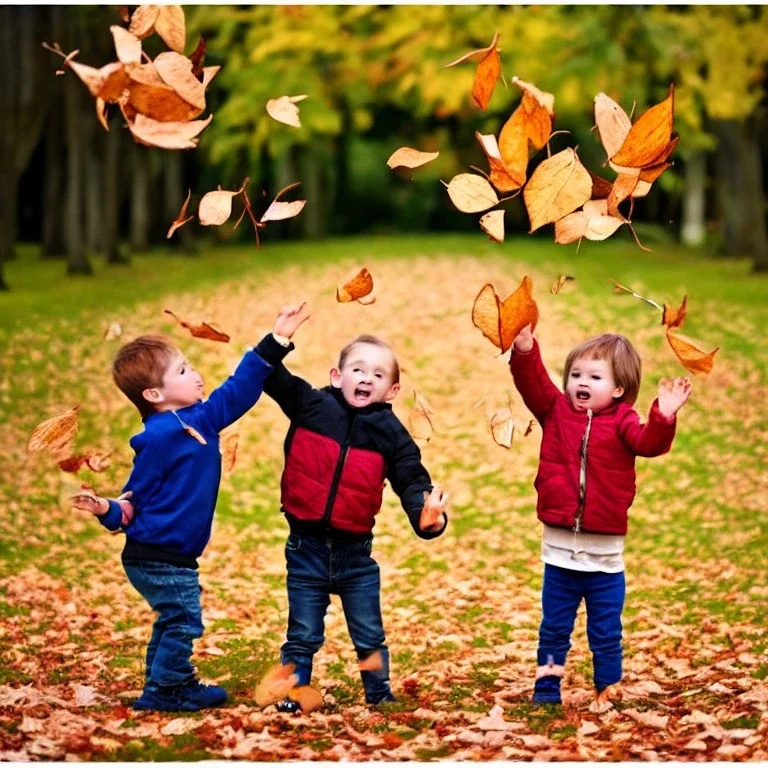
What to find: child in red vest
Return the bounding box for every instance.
[510,324,691,710]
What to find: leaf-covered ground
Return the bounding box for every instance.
[1,235,766,761]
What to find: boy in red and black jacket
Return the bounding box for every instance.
[254,316,448,710]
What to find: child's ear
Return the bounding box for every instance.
[613,385,625,400]
[330,368,342,389]
[142,387,165,405]
[384,382,401,402]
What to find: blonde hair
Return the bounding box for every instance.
[563,334,642,405]
[337,335,400,384]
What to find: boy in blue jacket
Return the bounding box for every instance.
[73,303,309,713]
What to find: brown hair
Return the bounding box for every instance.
[337,334,400,384]
[563,334,642,405]
[112,335,178,418]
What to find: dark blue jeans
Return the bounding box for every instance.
[538,564,625,691]
[281,533,392,703]
[123,560,204,690]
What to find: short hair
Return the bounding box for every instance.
[563,334,642,406]
[112,335,178,418]
[337,334,400,384]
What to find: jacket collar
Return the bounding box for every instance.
[326,385,393,415]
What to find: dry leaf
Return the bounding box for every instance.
[471,276,539,354]
[554,211,587,245]
[124,62,204,122]
[27,406,79,455]
[110,26,142,65]
[607,172,639,218]
[183,424,207,445]
[490,406,514,449]
[124,111,212,150]
[666,330,719,375]
[164,309,231,343]
[128,5,159,40]
[260,183,307,223]
[662,295,687,330]
[336,267,374,303]
[167,189,194,238]
[524,419,535,436]
[594,92,632,159]
[202,65,220,89]
[198,182,246,227]
[103,321,123,341]
[523,148,592,232]
[95,97,110,131]
[446,173,500,214]
[359,650,383,672]
[58,453,111,473]
[266,95,308,128]
[153,51,206,110]
[475,132,525,193]
[609,278,663,311]
[551,275,575,294]
[220,430,239,474]
[387,147,440,170]
[408,391,434,441]
[472,33,501,110]
[479,210,504,243]
[189,36,207,80]
[68,60,129,101]
[255,664,298,708]
[287,685,324,713]
[589,170,614,200]
[585,214,625,241]
[154,5,186,54]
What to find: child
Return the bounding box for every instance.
[73,304,309,713]
[509,324,691,709]
[253,324,449,711]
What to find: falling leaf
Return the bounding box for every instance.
[167,189,194,238]
[27,406,79,455]
[666,330,719,375]
[359,650,383,672]
[662,295,687,330]
[67,59,129,101]
[124,111,212,150]
[336,267,374,303]
[266,95,308,128]
[154,5,186,54]
[198,183,246,227]
[287,685,324,713]
[490,405,514,449]
[551,275,575,294]
[523,148,592,232]
[260,182,307,223]
[183,424,207,445]
[124,62,204,122]
[95,97,110,131]
[201,65,220,89]
[255,663,298,708]
[164,309,231,343]
[524,419,535,436]
[475,132,525,193]
[220,430,239,474]
[471,276,538,354]
[103,321,123,341]
[589,170,614,200]
[153,51,206,111]
[58,453,111,473]
[594,93,632,159]
[386,147,440,170]
[611,84,675,169]
[189,36,207,80]
[471,33,501,110]
[585,214,625,241]
[110,26,142,65]
[445,173,500,214]
[606,172,639,218]
[408,391,434,441]
[116,6,130,23]
[128,5,160,40]
[479,210,504,243]
[609,278,663,311]
[554,211,587,245]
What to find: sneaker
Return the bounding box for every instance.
[532,675,562,705]
[366,691,398,705]
[275,698,302,714]
[133,680,228,712]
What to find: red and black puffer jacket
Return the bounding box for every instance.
[254,334,441,541]
[510,340,677,535]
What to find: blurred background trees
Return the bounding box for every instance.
[3,4,767,290]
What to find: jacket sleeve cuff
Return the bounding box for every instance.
[649,398,677,426]
[98,500,124,532]
[254,332,295,364]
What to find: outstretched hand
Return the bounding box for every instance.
[419,484,448,532]
[273,301,310,340]
[514,324,534,353]
[657,376,692,418]
[72,490,134,526]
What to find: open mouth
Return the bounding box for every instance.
[354,387,371,402]
[576,391,590,401]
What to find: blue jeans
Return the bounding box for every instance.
[123,560,204,690]
[281,533,392,703]
[538,564,625,691]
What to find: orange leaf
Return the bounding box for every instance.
[266,94,308,128]
[220,429,239,475]
[68,60,129,101]
[666,330,718,375]
[58,452,111,473]
[154,5,186,54]
[611,84,675,168]
[479,210,504,243]
[472,33,501,110]
[443,32,498,68]
[472,277,539,354]
[475,132,525,192]
[124,63,204,122]
[523,148,592,232]
[607,172,639,218]
[408,391,434,441]
[255,663,298,708]
[662,295,687,330]
[490,406,514,448]
[153,51,206,110]
[594,92,632,158]
[167,189,194,238]
[95,98,110,131]
[110,26,142,65]
[183,424,207,445]
[287,685,324,713]
[124,111,212,150]
[164,309,231,343]
[387,147,440,170]
[27,406,79,455]
[337,267,374,303]
[554,211,587,245]
[445,173,500,213]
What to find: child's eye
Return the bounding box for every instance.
[375,373,382,379]
[592,375,601,380]
[571,372,580,378]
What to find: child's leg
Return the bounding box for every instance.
[584,570,625,692]
[336,539,394,705]
[535,564,584,703]
[280,535,331,687]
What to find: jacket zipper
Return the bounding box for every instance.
[321,415,357,530]
[574,408,593,533]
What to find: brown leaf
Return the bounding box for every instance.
[124,61,204,122]
[128,5,160,40]
[266,95,308,128]
[609,278,663,311]
[662,295,687,330]
[475,132,525,192]
[287,685,324,713]
[523,148,592,232]
[524,418,535,436]
[336,267,374,303]
[103,321,123,341]
[554,211,587,245]
[551,275,575,295]
[110,26,142,65]
[490,406,514,449]
[666,330,718,374]
[472,276,539,354]
[167,189,194,238]
[27,406,80,455]
[124,111,212,150]
[255,663,298,708]
[445,173,500,213]
[359,650,383,672]
[68,60,129,102]
[116,6,130,23]
[183,424,207,445]
[153,51,206,110]
[220,429,239,475]
[589,169,614,200]
[154,5,186,54]
[95,98,110,131]
[408,391,434,441]
[189,36,207,80]
[164,309,231,343]
[387,147,440,170]
[58,453,111,473]
[611,84,675,168]
[479,210,504,243]
[607,172,639,218]
[594,92,632,158]
[472,33,501,110]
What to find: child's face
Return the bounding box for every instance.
[330,342,400,409]
[146,352,204,412]
[565,356,624,413]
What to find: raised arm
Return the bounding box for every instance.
[509,327,561,422]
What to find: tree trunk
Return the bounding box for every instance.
[163,151,196,253]
[42,94,66,258]
[103,119,126,264]
[130,141,150,253]
[680,150,706,247]
[301,147,326,239]
[85,117,103,256]
[64,75,91,275]
[272,146,301,242]
[712,116,768,270]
